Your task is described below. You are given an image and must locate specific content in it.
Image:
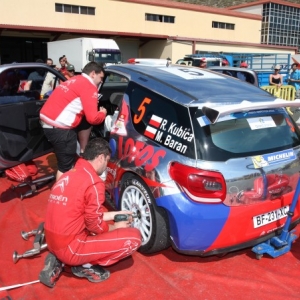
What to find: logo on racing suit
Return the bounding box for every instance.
[52,176,69,193]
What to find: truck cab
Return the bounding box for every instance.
[89,47,122,66]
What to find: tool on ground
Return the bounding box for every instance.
[252,176,300,259]
[13,244,48,264]
[21,229,38,240]
[13,222,47,263]
[0,280,40,291]
[11,173,55,200]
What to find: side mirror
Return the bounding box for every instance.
[88,52,94,62]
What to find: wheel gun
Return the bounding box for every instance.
[114,213,138,222]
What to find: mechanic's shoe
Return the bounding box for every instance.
[71,265,110,283]
[39,253,63,288]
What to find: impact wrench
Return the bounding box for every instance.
[114,213,138,222]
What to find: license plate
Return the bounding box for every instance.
[253,206,289,228]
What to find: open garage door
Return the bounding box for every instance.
[0,37,48,64]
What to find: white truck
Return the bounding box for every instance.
[47,37,122,71]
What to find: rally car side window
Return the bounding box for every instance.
[128,82,196,159]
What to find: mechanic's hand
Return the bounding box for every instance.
[114,220,132,229]
[99,106,107,115]
[103,210,133,221]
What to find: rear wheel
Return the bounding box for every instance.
[119,174,170,254]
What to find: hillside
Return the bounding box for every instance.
[173,0,300,8]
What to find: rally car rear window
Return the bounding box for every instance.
[192,110,300,161]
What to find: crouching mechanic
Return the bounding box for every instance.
[39,138,142,287]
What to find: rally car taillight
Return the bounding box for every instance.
[168,161,226,203]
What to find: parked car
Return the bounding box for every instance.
[0,63,65,170]
[208,66,259,87]
[2,63,300,257]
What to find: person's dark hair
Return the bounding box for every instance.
[82,138,111,161]
[59,56,65,62]
[291,63,299,68]
[82,62,105,75]
[35,58,44,63]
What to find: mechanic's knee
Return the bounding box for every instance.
[127,228,142,250]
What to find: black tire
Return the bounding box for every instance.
[119,174,170,254]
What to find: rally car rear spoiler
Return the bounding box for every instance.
[202,99,300,124]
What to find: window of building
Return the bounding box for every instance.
[262,2,300,51]
[81,6,88,14]
[81,6,95,15]
[72,6,79,14]
[145,13,175,23]
[212,21,235,30]
[55,3,95,15]
[64,4,71,13]
[55,3,63,12]
[226,23,234,30]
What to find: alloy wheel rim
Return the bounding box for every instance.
[121,185,152,245]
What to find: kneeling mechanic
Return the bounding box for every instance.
[39,138,142,287]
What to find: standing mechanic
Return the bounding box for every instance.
[40,62,107,180]
[39,138,142,287]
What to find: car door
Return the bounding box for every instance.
[0,63,66,170]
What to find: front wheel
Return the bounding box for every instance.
[119,174,170,254]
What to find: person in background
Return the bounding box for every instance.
[46,58,55,67]
[39,62,107,180]
[222,59,229,66]
[240,62,248,68]
[58,56,68,77]
[199,59,207,68]
[24,58,46,91]
[62,55,71,67]
[39,138,141,287]
[40,58,56,98]
[269,64,283,88]
[287,63,300,99]
[65,64,75,80]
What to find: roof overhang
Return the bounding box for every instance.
[0,24,169,42]
[168,36,298,53]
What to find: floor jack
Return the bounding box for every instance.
[252,176,300,259]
